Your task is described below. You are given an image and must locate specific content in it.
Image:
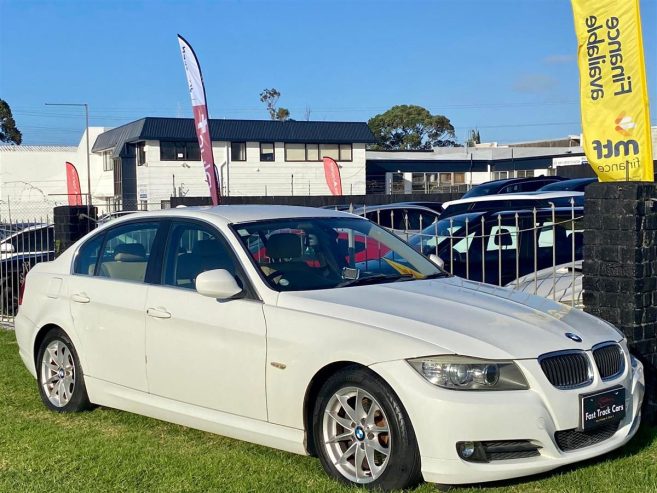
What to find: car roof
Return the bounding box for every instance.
[434,206,582,224]
[351,204,440,215]
[536,178,597,191]
[475,176,563,186]
[98,205,356,227]
[0,223,52,241]
[443,191,583,208]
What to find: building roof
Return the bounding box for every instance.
[366,147,586,173]
[92,117,375,157]
[0,145,77,152]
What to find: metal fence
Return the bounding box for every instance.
[1,199,584,328]
[1,214,55,328]
[359,201,584,308]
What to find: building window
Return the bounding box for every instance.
[103,152,114,171]
[231,142,246,161]
[439,173,452,185]
[160,141,201,161]
[320,144,340,160]
[390,173,405,193]
[412,173,426,192]
[306,144,319,161]
[339,144,353,161]
[516,170,535,178]
[260,142,275,161]
[136,143,146,166]
[454,172,466,184]
[285,143,306,161]
[281,143,353,162]
[492,171,510,180]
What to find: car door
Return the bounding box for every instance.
[68,220,162,392]
[144,220,267,420]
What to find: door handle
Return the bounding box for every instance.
[71,292,90,304]
[147,307,171,319]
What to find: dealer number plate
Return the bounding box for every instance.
[580,386,625,431]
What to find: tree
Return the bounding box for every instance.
[259,88,290,121]
[466,128,481,147]
[367,105,455,150]
[0,99,22,145]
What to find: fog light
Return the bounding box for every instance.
[456,441,488,462]
[459,441,476,458]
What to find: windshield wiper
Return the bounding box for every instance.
[337,273,414,288]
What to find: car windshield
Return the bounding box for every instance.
[233,217,444,291]
[408,213,483,254]
[538,179,595,192]
[461,182,504,198]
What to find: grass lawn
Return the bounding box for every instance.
[0,329,656,492]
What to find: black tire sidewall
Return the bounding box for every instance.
[36,328,92,413]
[312,367,421,491]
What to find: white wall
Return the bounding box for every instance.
[0,127,110,220]
[134,141,367,206]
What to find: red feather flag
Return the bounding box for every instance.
[323,157,343,196]
[65,162,83,206]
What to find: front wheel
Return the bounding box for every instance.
[36,328,92,412]
[312,367,422,490]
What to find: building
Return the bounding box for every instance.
[91,117,375,210]
[365,145,588,194]
[0,128,110,218]
[2,123,656,219]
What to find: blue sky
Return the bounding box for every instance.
[1,0,655,145]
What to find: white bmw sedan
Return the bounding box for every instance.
[15,206,644,490]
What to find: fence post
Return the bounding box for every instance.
[582,182,657,423]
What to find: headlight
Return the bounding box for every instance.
[407,355,529,391]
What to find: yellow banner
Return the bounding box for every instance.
[572,0,653,181]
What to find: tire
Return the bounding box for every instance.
[312,366,422,491]
[36,328,92,413]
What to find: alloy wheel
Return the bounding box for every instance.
[40,340,76,407]
[322,386,391,484]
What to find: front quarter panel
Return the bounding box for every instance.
[263,304,448,430]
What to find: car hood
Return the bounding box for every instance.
[276,276,620,360]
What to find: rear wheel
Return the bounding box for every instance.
[36,328,92,412]
[312,367,422,490]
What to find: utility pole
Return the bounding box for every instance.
[45,103,92,207]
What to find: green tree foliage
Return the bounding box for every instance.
[0,99,22,145]
[368,105,455,150]
[259,88,290,121]
[466,128,481,147]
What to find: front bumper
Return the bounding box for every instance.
[369,350,644,485]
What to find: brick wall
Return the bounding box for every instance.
[582,182,657,421]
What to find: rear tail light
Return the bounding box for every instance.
[18,278,26,306]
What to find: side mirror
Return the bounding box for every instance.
[0,243,15,254]
[429,254,445,269]
[196,269,243,300]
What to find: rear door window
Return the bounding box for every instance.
[97,222,160,283]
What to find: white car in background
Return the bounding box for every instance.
[441,191,584,219]
[14,206,643,490]
[507,261,583,308]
